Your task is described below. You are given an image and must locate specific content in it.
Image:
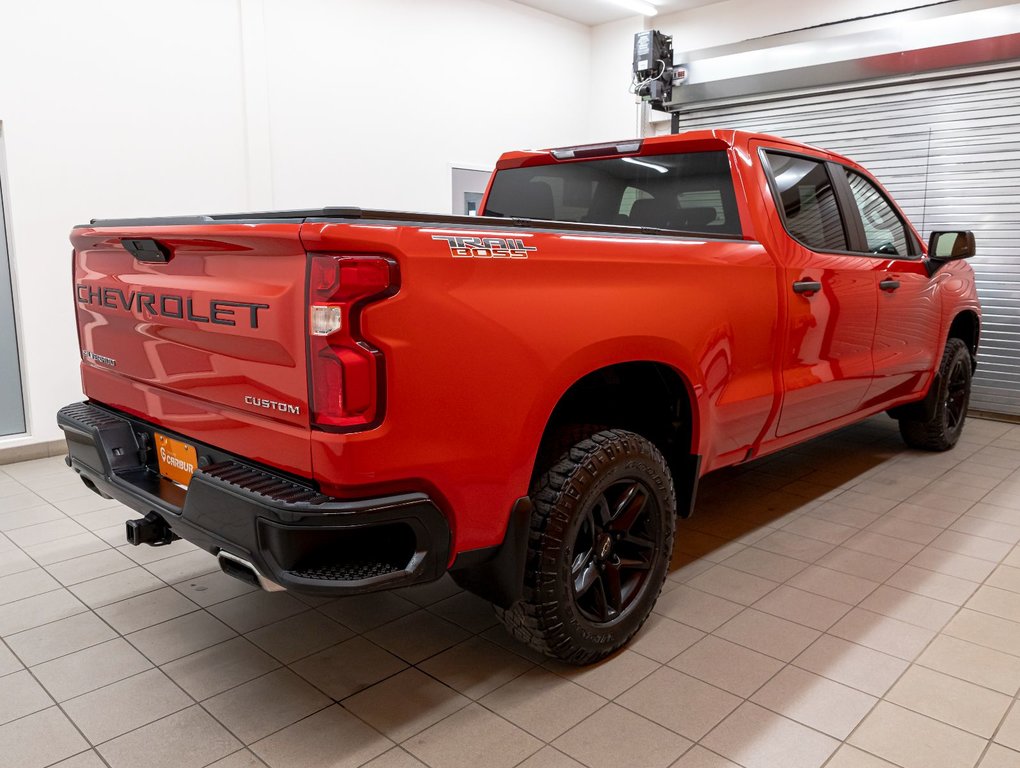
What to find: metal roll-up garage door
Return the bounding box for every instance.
[670,64,1020,416]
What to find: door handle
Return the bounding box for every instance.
[792,279,822,295]
[879,279,901,292]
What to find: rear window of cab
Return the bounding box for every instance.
[483,150,742,237]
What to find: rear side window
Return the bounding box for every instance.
[483,151,742,237]
[844,170,911,257]
[764,152,848,252]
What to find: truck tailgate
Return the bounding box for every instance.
[71,223,312,476]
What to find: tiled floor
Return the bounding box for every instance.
[2,416,1020,768]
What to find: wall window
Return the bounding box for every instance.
[764,152,848,252]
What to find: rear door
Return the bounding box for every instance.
[71,222,313,475]
[758,148,881,437]
[836,167,941,407]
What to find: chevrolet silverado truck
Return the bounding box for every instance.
[58,130,980,664]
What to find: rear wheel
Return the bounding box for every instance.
[898,337,973,451]
[496,429,675,664]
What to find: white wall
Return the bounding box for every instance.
[0,0,591,447]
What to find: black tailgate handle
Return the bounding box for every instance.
[122,238,172,263]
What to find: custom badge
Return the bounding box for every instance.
[432,235,537,259]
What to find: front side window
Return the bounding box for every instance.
[844,170,911,257]
[483,150,742,236]
[764,151,848,252]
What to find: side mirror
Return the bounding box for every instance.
[926,231,975,276]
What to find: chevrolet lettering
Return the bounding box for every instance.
[75,284,269,328]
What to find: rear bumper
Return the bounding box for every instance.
[57,401,450,595]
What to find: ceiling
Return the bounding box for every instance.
[512,0,727,26]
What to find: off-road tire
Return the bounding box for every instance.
[899,337,973,451]
[496,429,676,664]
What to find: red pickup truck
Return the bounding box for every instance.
[59,130,979,664]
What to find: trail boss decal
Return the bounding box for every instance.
[432,235,536,259]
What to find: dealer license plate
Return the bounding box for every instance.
[154,432,198,487]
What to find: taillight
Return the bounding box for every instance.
[307,254,398,430]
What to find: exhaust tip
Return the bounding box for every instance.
[217,551,285,592]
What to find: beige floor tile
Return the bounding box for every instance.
[23,533,109,567]
[886,665,1011,738]
[346,668,470,742]
[808,501,882,528]
[968,503,1020,528]
[480,667,606,741]
[627,613,704,663]
[917,634,1020,695]
[995,701,1020,751]
[0,567,62,606]
[365,610,469,664]
[752,529,836,562]
[967,585,1020,623]
[910,547,998,582]
[126,610,237,665]
[618,667,740,740]
[716,608,820,662]
[69,566,165,608]
[317,591,416,633]
[515,746,585,768]
[244,609,351,664]
[866,516,944,545]
[987,564,1020,594]
[554,703,691,768]
[49,750,109,768]
[0,640,21,676]
[722,547,808,582]
[887,502,962,529]
[782,515,857,545]
[819,548,904,583]
[427,591,499,633]
[932,531,1013,562]
[702,701,838,768]
[4,611,115,666]
[33,637,152,701]
[653,584,744,632]
[547,648,659,698]
[0,669,52,725]
[823,745,899,767]
[143,549,219,584]
[829,492,897,515]
[750,665,876,739]
[943,609,1020,657]
[858,585,959,631]
[407,703,542,768]
[980,744,1020,768]
[753,584,852,630]
[95,586,198,634]
[951,515,1020,545]
[97,706,240,768]
[0,547,36,579]
[162,637,279,701]
[62,668,192,744]
[418,636,534,699]
[206,590,306,634]
[290,636,406,700]
[670,745,742,767]
[0,707,89,768]
[44,549,136,587]
[794,634,908,697]
[0,589,88,636]
[885,564,979,605]
[362,747,428,768]
[849,701,986,768]
[251,704,391,768]
[173,570,258,607]
[669,635,784,697]
[786,565,879,604]
[829,607,935,661]
[6,519,88,548]
[686,565,779,605]
[204,667,331,744]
